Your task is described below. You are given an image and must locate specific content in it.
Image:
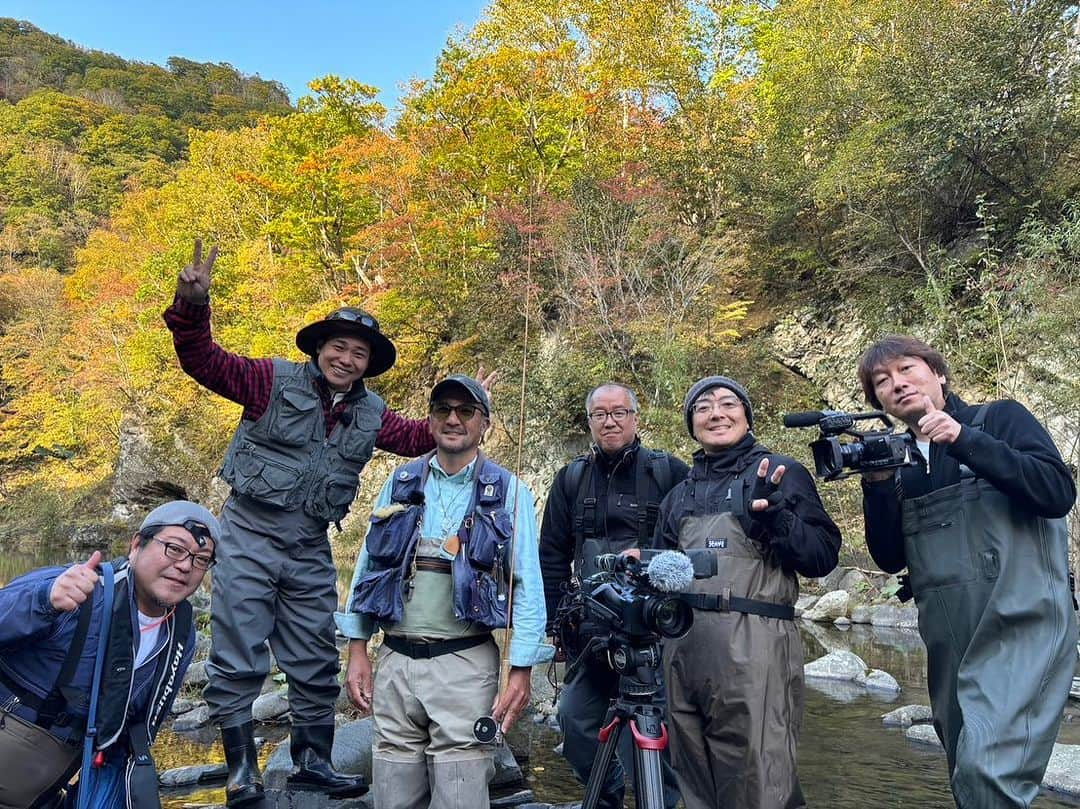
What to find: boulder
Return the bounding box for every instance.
[905,724,943,748]
[253,689,292,722]
[1043,744,1080,798]
[804,650,866,681]
[802,590,849,622]
[867,603,919,629]
[863,669,900,695]
[882,704,933,727]
[183,660,209,687]
[794,595,819,617]
[159,763,227,787]
[172,704,211,732]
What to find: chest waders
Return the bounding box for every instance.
[903,472,1077,808]
[663,468,805,809]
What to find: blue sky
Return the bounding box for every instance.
[4,0,490,110]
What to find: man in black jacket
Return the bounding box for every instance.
[859,334,1077,808]
[540,382,688,809]
[653,376,839,809]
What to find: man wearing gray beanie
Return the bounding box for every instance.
[652,376,841,809]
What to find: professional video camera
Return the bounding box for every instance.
[552,549,702,681]
[782,409,918,481]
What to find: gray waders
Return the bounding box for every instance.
[663,482,805,809]
[903,475,1077,808]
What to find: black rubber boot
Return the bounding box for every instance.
[286,723,369,797]
[222,722,265,809]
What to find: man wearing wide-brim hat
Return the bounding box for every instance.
[164,240,493,807]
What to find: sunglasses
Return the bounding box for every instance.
[430,402,484,421]
[328,310,377,329]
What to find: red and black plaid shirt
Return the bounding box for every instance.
[163,296,434,454]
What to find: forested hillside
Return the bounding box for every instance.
[0,2,1076,557]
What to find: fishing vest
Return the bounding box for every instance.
[351,453,515,631]
[219,358,386,524]
[565,446,674,575]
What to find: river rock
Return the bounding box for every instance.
[850,605,872,624]
[159,762,226,787]
[863,669,900,694]
[172,703,211,731]
[794,595,819,617]
[184,659,209,687]
[171,697,197,716]
[804,650,867,681]
[254,689,292,722]
[833,616,851,628]
[882,704,933,727]
[802,590,849,622]
[867,603,919,629]
[905,724,943,748]
[1043,744,1080,797]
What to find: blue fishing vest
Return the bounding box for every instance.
[352,453,515,631]
[219,359,386,524]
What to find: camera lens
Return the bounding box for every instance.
[645,595,693,639]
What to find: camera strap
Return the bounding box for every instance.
[680,591,795,621]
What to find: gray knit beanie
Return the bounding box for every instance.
[683,375,754,438]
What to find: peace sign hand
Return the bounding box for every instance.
[177,239,217,304]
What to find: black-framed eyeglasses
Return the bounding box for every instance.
[587,408,636,424]
[328,310,376,329]
[153,538,216,570]
[430,402,483,421]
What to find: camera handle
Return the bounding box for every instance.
[582,674,669,809]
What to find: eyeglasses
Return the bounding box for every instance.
[430,402,484,421]
[587,408,636,424]
[153,538,216,570]
[328,310,377,329]
[692,398,742,416]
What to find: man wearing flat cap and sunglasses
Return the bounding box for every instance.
[0,501,218,809]
[164,241,494,806]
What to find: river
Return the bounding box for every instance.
[5,546,1080,807]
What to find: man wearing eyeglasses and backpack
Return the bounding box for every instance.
[539,382,689,809]
[164,241,494,807]
[0,501,218,809]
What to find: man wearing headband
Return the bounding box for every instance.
[165,242,492,805]
[0,501,218,809]
[336,374,551,809]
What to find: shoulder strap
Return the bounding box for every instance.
[567,456,595,562]
[970,403,990,430]
[636,450,674,544]
[390,454,432,504]
[32,569,98,727]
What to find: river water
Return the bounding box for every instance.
[5,546,1080,808]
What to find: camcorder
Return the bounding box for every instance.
[552,545,712,681]
[782,409,918,481]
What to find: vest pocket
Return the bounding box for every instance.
[267,386,318,447]
[464,510,512,569]
[231,446,300,508]
[338,408,381,462]
[353,567,404,623]
[364,508,421,568]
[305,472,360,523]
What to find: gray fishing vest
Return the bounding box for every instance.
[219,358,386,524]
[901,413,1077,806]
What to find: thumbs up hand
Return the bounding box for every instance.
[917,395,962,444]
[49,550,102,612]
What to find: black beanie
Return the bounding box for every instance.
[683,375,754,438]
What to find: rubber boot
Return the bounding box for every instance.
[286,723,369,797]
[372,756,430,809]
[221,722,265,809]
[428,757,494,809]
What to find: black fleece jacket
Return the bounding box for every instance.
[652,434,841,578]
[862,393,1076,573]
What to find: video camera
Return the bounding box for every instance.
[782,409,918,481]
[552,548,710,682]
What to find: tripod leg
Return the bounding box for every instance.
[582,714,624,809]
[631,707,668,809]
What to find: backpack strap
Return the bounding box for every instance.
[566,455,594,566]
[637,450,673,545]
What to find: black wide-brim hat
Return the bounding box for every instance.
[295,307,397,378]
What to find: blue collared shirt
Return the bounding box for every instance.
[335,454,553,668]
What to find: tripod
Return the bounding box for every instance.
[581,640,669,809]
